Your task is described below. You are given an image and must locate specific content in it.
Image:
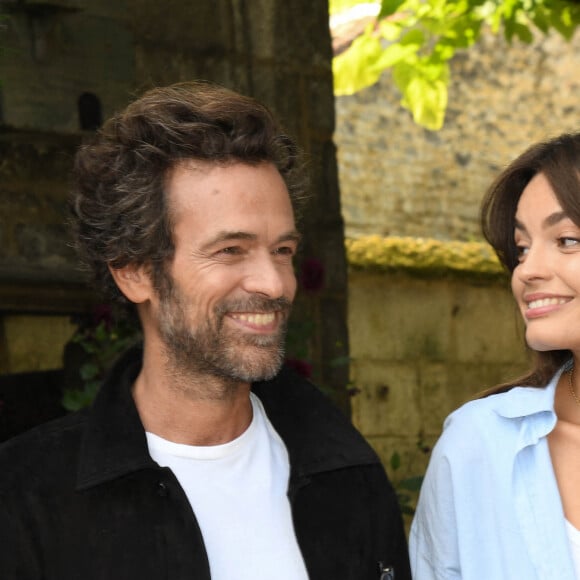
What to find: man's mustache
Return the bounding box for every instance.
[216,296,293,315]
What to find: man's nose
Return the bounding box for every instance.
[242,253,290,298]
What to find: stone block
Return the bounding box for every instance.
[350,361,421,437]
[452,283,527,364]
[1,315,76,373]
[348,274,453,361]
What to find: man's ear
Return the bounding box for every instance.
[108,263,154,305]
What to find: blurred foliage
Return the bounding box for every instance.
[388,434,432,516]
[62,307,141,411]
[332,0,580,129]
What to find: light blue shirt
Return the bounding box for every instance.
[410,365,576,579]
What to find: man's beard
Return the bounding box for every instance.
[156,277,292,388]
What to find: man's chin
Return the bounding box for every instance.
[221,346,285,383]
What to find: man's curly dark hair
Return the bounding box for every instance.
[70,81,308,304]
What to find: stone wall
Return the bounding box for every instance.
[336,26,580,484]
[0,1,350,423]
[348,270,530,483]
[336,28,580,240]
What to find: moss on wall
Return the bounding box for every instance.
[346,235,506,280]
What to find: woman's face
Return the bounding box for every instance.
[511,172,580,352]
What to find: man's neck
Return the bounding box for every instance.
[132,348,253,446]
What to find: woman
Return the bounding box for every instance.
[410,132,580,579]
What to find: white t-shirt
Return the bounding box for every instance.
[146,393,309,580]
[565,520,580,579]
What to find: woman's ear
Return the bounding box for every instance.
[108,263,154,305]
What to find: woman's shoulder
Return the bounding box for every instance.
[433,384,555,458]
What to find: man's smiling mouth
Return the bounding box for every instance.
[229,312,277,326]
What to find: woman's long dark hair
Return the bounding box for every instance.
[479,132,580,395]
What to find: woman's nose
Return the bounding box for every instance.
[515,244,551,282]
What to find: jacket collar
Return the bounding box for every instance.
[76,345,155,490]
[253,368,379,480]
[77,346,378,490]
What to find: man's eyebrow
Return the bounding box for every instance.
[277,230,302,244]
[200,231,256,252]
[199,230,301,251]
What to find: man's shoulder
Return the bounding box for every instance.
[253,366,380,470]
[0,411,87,493]
[253,365,353,427]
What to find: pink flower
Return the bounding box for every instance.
[285,358,313,379]
[92,304,113,330]
[300,257,325,292]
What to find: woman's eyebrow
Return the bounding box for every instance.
[514,211,568,233]
[543,210,567,228]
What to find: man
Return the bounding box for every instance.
[0,82,410,579]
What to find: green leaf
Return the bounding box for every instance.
[379,0,406,20]
[400,28,424,47]
[80,362,100,381]
[393,60,449,131]
[550,5,580,40]
[511,21,534,43]
[531,6,550,34]
[333,31,385,95]
[332,0,580,130]
[400,504,416,515]
[390,451,401,471]
[433,41,456,62]
[329,0,377,16]
[373,42,419,70]
[398,475,424,491]
[329,355,351,367]
[62,390,85,412]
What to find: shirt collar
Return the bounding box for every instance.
[493,364,568,419]
[253,368,379,480]
[76,346,378,491]
[490,362,570,449]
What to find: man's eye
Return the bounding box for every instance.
[274,246,295,256]
[219,246,242,255]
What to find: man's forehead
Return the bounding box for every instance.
[166,159,288,203]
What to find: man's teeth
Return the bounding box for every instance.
[232,313,275,325]
[528,297,567,309]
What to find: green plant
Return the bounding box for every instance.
[332,0,580,130]
[388,434,432,516]
[389,450,424,515]
[62,308,141,411]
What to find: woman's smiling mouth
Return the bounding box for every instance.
[527,297,569,310]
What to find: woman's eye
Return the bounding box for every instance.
[515,244,528,260]
[558,237,580,248]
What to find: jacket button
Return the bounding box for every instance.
[157,482,168,497]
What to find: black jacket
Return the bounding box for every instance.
[0,347,410,579]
